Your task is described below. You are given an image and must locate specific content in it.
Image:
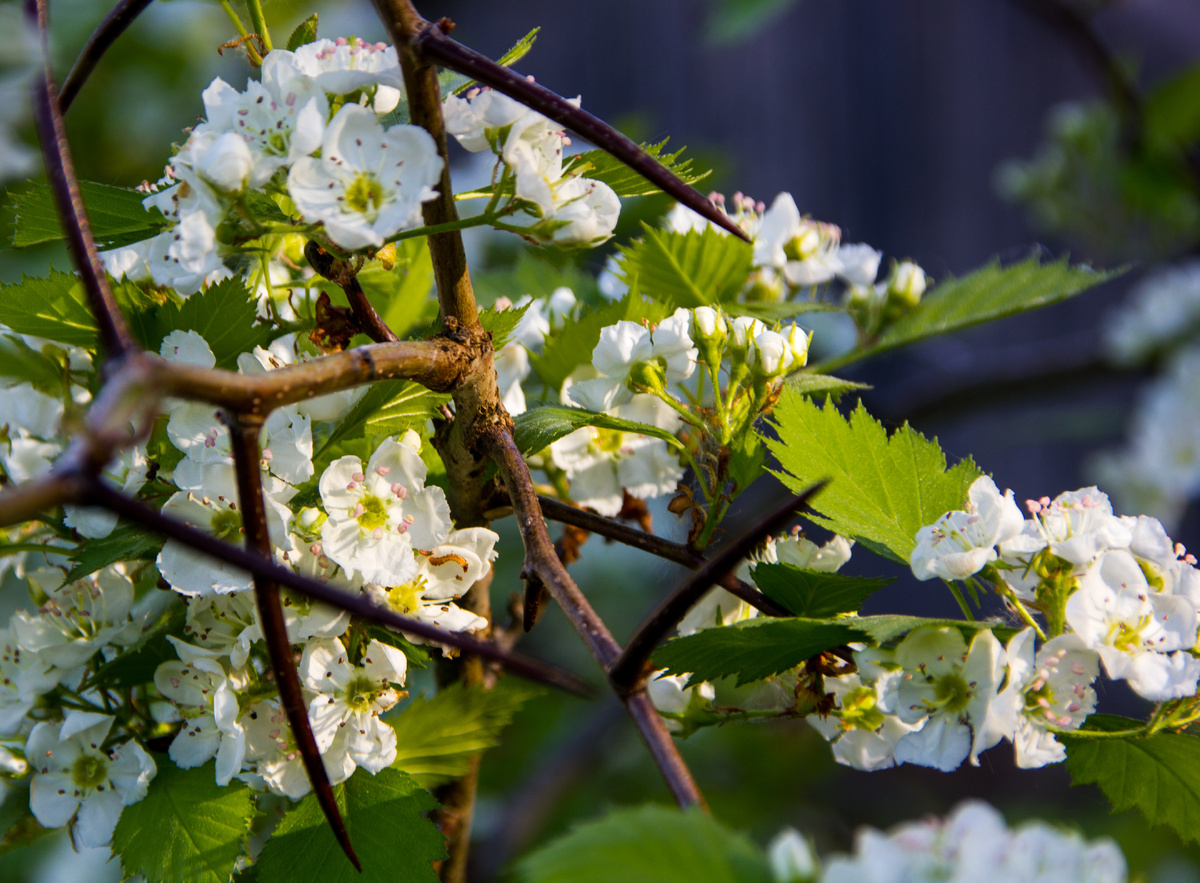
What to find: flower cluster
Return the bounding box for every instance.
[444,88,620,245]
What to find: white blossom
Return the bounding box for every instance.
[911,476,1025,581]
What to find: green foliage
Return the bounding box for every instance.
[727,430,765,496]
[563,139,710,198]
[751,563,892,618]
[0,271,101,347]
[112,762,256,883]
[1063,722,1200,846]
[818,256,1119,372]
[726,300,840,321]
[313,380,450,466]
[472,251,601,306]
[0,335,70,394]
[358,239,435,339]
[65,523,162,581]
[618,224,753,308]
[127,278,272,369]
[1146,64,1200,149]
[390,680,544,787]
[360,624,431,670]
[784,372,868,398]
[254,768,444,883]
[531,294,671,392]
[767,395,980,562]
[706,0,803,44]
[513,405,680,457]
[655,617,863,686]
[8,180,169,249]
[285,14,319,51]
[516,804,773,883]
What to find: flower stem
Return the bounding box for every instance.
[243,0,272,50]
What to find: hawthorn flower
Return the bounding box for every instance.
[0,628,57,734]
[155,640,248,785]
[270,38,404,98]
[911,475,1025,581]
[753,193,844,287]
[1064,548,1200,700]
[183,592,259,670]
[1019,486,1133,566]
[288,104,442,250]
[646,671,715,733]
[511,175,621,246]
[888,626,1005,770]
[977,629,1098,768]
[299,637,406,773]
[63,447,149,540]
[26,712,155,847]
[240,698,355,798]
[318,434,451,585]
[806,670,921,772]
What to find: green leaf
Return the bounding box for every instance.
[818,256,1119,372]
[0,271,99,347]
[513,405,681,457]
[361,624,430,670]
[359,238,434,339]
[751,563,892,618]
[531,294,670,393]
[727,430,764,497]
[390,680,543,787]
[65,523,162,581]
[472,251,601,306]
[9,180,169,249]
[1146,64,1200,148]
[254,768,444,883]
[725,300,840,321]
[562,139,710,198]
[618,224,752,308]
[112,762,256,883]
[767,395,980,562]
[654,617,862,686]
[785,372,869,398]
[0,335,70,393]
[517,804,772,883]
[314,380,449,467]
[285,13,319,51]
[1062,728,1200,845]
[136,278,272,370]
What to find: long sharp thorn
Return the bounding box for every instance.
[226,418,360,870]
[608,481,828,692]
[83,478,594,697]
[411,20,750,243]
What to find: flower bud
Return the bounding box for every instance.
[627,358,667,393]
[782,323,810,368]
[727,316,765,353]
[375,243,397,270]
[192,131,253,194]
[768,828,818,883]
[751,329,794,378]
[886,260,927,309]
[691,306,726,367]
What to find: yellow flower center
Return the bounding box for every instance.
[357,495,389,532]
[346,174,386,216]
[72,754,108,789]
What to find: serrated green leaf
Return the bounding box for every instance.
[751,563,892,618]
[818,256,1119,372]
[513,405,680,458]
[390,680,543,787]
[655,617,862,686]
[562,139,710,198]
[1062,728,1200,846]
[517,804,772,883]
[65,523,162,581]
[531,294,670,393]
[137,278,272,370]
[619,224,752,309]
[9,180,169,249]
[254,768,444,883]
[727,429,764,497]
[112,762,256,883]
[314,380,449,466]
[0,271,99,347]
[767,395,980,562]
[725,300,840,321]
[285,14,318,51]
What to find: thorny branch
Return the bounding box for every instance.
[58,0,156,113]
[609,484,827,693]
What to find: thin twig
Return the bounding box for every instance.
[226,415,360,872]
[81,478,592,695]
[344,275,400,343]
[58,0,156,113]
[608,482,827,693]
[27,0,136,359]
[534,494,790,618]
[482,425,706,808]
[404,15,749,243]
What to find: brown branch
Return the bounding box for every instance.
[405,15,749,243]
[0,472,88,530]
[81,477,592,695]
[608,482,827,694]
[226,416,360,871]
[304,241,400,344]
[58,0,156,113]
[27,0,136,360]
[534,493,791,618]
[158,338,471,414]
[482,425,706,808]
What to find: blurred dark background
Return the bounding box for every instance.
[6,0,1200,880]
